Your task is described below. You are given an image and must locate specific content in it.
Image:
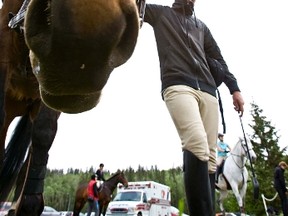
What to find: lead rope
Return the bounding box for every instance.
[240,116,255,176]
[137,0,146,28]
[217,89,226,134]
[239,116,259,199]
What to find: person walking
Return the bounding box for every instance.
[87,174,99,216]
[274,161,288,216]
[216,133,231,183]
[139,0,245,215]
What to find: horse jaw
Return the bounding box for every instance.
[29,51,102,113]
[25,0,139,113]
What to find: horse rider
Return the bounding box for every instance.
[216,133,231,183]
[96,163,106,189]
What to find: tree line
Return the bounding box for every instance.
[43,165,185,214]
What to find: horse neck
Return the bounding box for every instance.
[230,141,247,167]
[105,174,121,191]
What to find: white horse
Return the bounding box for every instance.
[216,137,257,215]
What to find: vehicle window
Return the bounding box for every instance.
[114,192,142,201]
[113,193,122,201]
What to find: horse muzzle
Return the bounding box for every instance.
[24,0,139,113]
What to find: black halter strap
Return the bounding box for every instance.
[8,0,30,30]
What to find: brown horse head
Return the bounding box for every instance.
[24,0,140,113]
[114,170,129,188]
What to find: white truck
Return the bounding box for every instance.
[105,181,171,216]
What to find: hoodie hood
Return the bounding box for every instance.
[172,0,185,8]
[172,0,194,16]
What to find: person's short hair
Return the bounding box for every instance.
[279,161,288,168]
[91,174,96,180]
[100,163,104,167]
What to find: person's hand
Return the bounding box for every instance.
[232,91,244,117]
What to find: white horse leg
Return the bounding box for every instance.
[239,182,247,214]
[230,184,245,214]
[217,190,228,213]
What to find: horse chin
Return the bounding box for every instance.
[40,88,101,114]
[25,0,139,114]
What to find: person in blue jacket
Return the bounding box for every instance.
[215,133,231,183]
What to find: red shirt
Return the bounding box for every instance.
[87,179,98,200]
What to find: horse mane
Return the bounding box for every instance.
[107,170,123,180]
[231,137,241,153]
[230,138,242,153]
[76,170,123,187]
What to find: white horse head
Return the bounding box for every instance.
[216,136,257,215]
[236,136,257,163]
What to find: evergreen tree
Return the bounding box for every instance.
[245,102,287,215]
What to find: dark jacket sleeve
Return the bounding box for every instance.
[96,170,100,178]
[96,170,105,181]
[203,24,240,94]
[93,183,98,197]
[144,4,165,26]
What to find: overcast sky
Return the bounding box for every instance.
[2,0,288,173]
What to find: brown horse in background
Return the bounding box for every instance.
[0,0,60,215]
[73,171,129,216]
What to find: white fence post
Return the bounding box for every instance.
[261,192,278,216]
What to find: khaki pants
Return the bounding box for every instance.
[96,180,103,188]
[163,85,218,173]
[216,156,227,166]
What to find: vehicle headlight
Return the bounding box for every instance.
[127,207,136,212]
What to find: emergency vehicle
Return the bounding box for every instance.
[105,181,171,216]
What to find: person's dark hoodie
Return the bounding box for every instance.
[144,0,240,98]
